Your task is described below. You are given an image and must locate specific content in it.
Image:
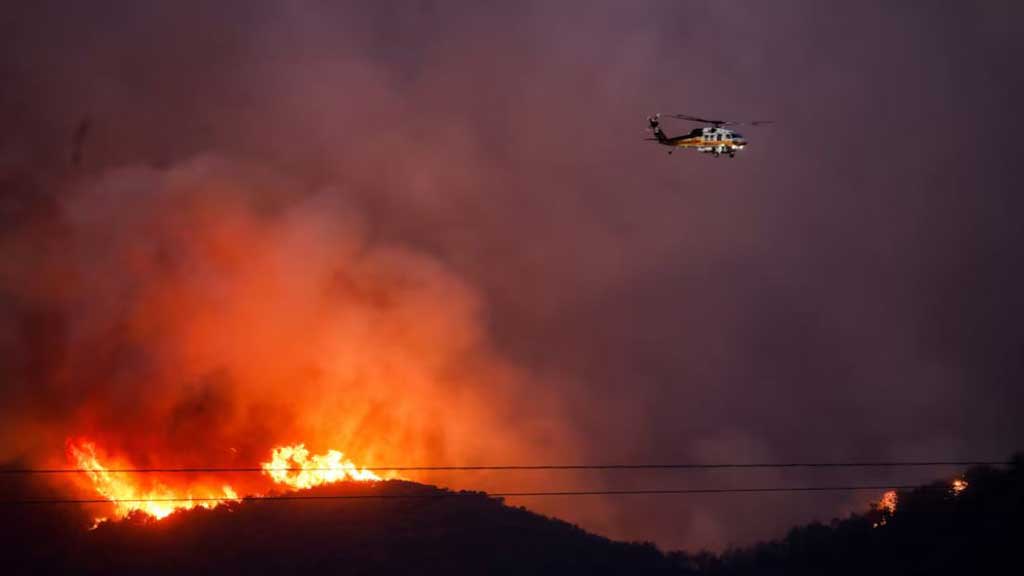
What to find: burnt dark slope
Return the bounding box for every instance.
[4,458,1021,575]
[671,457,1023,576]
[3,479,677,576]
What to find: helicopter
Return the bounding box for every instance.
[646,113,772,157]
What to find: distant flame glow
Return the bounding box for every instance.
[878,490,898,514]
[872,490,898,528]
[951,478,968,495]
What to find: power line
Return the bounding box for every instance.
[0,460,1008,475]
[3,484,923,505]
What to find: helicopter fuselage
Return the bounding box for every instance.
[657,126,746,157]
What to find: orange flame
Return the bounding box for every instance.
[871,490,898,528]
[261,443,381,488]
[878,490,898,514]
[951,478,968,495]
[69,439,382,524]
[68,440,239,521]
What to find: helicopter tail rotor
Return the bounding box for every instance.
[647,114,667,143]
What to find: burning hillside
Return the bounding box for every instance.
[0,159,579,528]
[3,475,681,576]
[4,459,1020,575]
[67,439,384,523]
[68,439,240,521]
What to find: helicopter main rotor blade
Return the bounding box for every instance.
[718,120,774,127]
[664,114,774,127]
[666,113,727,125]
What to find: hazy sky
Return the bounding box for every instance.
[2,1,1022,550]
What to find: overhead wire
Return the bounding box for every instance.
[2,460,997,506]
[3,484,927,506]
[0,460,1009,475]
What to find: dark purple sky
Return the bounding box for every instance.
[2,0,1023,550]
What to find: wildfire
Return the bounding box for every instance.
[951,478,968,495]
[68,440,239,521]
[68,439,381,525]
[261,443,381,488]
[871,490,898,528]
[878,490,898,514]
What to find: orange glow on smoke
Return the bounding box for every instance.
[7,164,579,533]
[70,439,381,523]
